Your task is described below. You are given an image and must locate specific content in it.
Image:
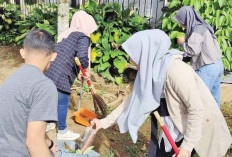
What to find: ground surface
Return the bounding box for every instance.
[1,45,232,156]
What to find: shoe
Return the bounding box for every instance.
[46,123,56,133]
[57,130,80,140]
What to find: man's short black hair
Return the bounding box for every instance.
[23,29,55,55]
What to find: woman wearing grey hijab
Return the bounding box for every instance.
[173,6,223,107]
[90,29,231,157]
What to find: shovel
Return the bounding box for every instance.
[74,79,97,127]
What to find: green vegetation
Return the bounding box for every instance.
[79,0,150,84]
[0,4,57,45]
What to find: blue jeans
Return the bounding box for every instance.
[195,59,224,107]
[58,90,70,131]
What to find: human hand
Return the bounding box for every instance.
[90,118,103,133]
[50,141,59,157]
[77,71,91,81]
[177,36,185,45]
[172,147,191,157]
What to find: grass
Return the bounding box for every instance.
[102,148,116,157]
[122,134,148,157]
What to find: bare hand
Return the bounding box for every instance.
[50,141,59,157]
[90,118,103,133]
[172,147,191,157]
[177,36,185,45]
[77,71,91,81]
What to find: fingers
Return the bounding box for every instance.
[77,74,82,81]
[90,118,97,127]
[82,75,90,81]
[52,150,57,157]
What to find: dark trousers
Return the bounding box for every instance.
[148,99,196,157]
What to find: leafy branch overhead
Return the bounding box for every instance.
[160,0,232,71]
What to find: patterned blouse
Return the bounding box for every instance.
[46,32,90,94]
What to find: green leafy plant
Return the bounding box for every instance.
[0,4,24,45]
[66,145,95,155]
[0,4,57,46]
[80,0,151,85]
[1,1,149,85]
[159,0,232,71]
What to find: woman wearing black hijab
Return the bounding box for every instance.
[173,6,223,107]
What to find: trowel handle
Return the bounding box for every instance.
[153,111,179,155]
[78,65,91,87]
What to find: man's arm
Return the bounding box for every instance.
[26,121,50,157]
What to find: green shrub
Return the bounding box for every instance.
[0,4,57,46]
[159,0,232,71]
[80,0,151,84]
[0,4,24,44]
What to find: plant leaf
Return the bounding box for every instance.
[113,57,126,74]
[182,0,190,6]
[102,37,111,51]
[99,62,111,71]
[225,47,231,61]
[115,76,123,85]
[229,31,232,42]
[43,20,49,25]
[91,32,101,44]
[103,53,110,61]
[169,0,181,8]
[194,0,201,11]
[75,149,82,154]
[219,16,226,27]
[218,0,226,7]
[162,18,170,29]
[83,146,94,155]
[169,31,178,39]
[15,33,27,42]
[110,50,125,58]
[4,18,12,24]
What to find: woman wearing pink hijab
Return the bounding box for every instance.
[46,10,98,140]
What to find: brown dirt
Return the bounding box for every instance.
[0,45,23,86]
[1,45,232,157]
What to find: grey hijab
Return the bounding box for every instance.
[117,29,184,143]
[173,6,216,40]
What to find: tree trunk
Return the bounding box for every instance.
[57,0,70,36]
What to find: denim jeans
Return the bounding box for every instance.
[195,59,224,107]
[58,89,70,131]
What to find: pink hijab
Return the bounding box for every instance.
[57,10,98,69]
[57,10,98,42]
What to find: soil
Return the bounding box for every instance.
[0,45,23,86]
[0,45,232,157]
